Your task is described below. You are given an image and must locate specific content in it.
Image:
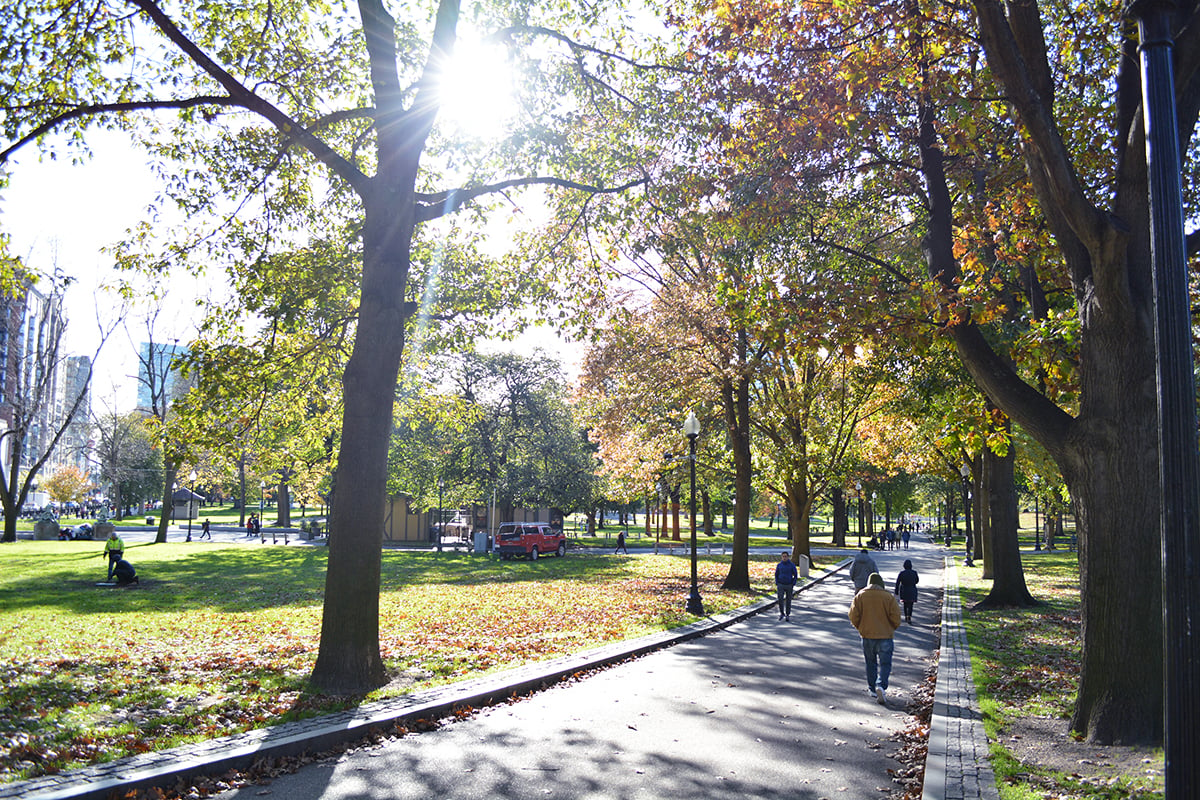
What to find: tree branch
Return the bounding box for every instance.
[414,174,648,223]
[129,0,369,194]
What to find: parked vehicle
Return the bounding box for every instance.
[495,522,566,560]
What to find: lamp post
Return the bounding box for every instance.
[1133,6,1200,786]
[1032,477,1041,551]
[684,411,703,615]
[960,464,974,567]
[855,481,864,547]
[186,469,198,541]
[437,479,444,553]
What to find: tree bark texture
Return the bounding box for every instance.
[976,423,1036,608]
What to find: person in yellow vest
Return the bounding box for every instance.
[102,531,125,581]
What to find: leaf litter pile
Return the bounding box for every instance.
[0,543,775,783]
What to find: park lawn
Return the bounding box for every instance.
[958,553,1164,799]
[0,541,776,783]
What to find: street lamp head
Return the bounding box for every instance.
[960,463,970,478]
[855,480,862,491]
[189,470,198,483]
[683,410,701,440]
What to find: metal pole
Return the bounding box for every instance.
[962,472,974,567]
[1133,3,1200,790]
[437,480,443,553]
[685,414,703,615]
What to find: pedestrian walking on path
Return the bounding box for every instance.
[849,547,879,590]
[894,559,919,623]
[849,572,902,705]
[614,530,627,554]
[775,550,798,620]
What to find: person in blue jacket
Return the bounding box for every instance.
[775,551,799,621]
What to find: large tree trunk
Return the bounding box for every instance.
[155,462,176,544]
[311,190,415,693]
[976,421,1036,608]
[721,367,754,591]
[831,486,847,547]
[785,477,814,566]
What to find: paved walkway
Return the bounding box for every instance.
[1,541,998,800]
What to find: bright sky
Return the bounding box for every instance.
[2,125,580,414]
[1,129,187,411]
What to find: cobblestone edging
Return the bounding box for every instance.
[922,556,1000,800]
[1,560,851,800]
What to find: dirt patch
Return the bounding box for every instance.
[1000,716,1163,793]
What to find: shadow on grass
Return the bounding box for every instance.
[0,545,706,615]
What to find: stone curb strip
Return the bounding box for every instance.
[922,556,999,800]
[2,559,852,800]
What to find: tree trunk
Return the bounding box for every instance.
[155,462,176,544]
[311,187,415,694]
[832,486,847,547]
[701,490,713,535]
[976,423,1036,608]
[721,367,754,591]
[785,478,814,565]
[277,479,291,527]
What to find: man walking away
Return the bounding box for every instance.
[849,573,901,704]
[775,551,798,620]
[849,548,879,591]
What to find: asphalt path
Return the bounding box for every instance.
[214,544,943,800]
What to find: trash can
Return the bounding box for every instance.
[146,516,155,525]
[797,555,810,578]
[474,531,488,553]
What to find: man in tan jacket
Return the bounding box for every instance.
[848,572,902,705]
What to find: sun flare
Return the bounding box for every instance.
[437,40,515,139]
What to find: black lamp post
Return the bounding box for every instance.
[855,481,863,547]
[186,469,197,541]
[437,479,444,553]
[960,463,974,567]
[1032,478,1041,551]
[1132,3,1200,790]
[684,411,703,615]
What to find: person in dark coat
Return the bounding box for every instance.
[894,559,919,623]
[112,559,138,585]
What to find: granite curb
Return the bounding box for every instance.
[922,556,1000,800]
[2,559,851,800]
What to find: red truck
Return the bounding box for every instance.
[495,522,567,560]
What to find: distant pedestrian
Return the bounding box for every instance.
[614,530,628,554]
[246,517,255,538]
[849,548,879,591]
[102,531,125,581]
[200,519,212,540]
[849,573,902,704]
[894,559,919,623]
[901,529,911,549]
[775,551,798,620]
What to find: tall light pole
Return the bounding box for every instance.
[855,481,863,547]
[1032,477,1041,552]
[186,469,198,541]
[1133,3,1200,788]
[437,478,444,553]
[960,463,974,567]
[684,411,703,615]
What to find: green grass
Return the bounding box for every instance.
[0,541,779,782]
[958,553,1164,799]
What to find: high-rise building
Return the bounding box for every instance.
[136,341,190,412]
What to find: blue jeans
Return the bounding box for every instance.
[861,637,894,691]
[776,584,794,616]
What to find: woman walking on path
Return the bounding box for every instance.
[894,559,919,623]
